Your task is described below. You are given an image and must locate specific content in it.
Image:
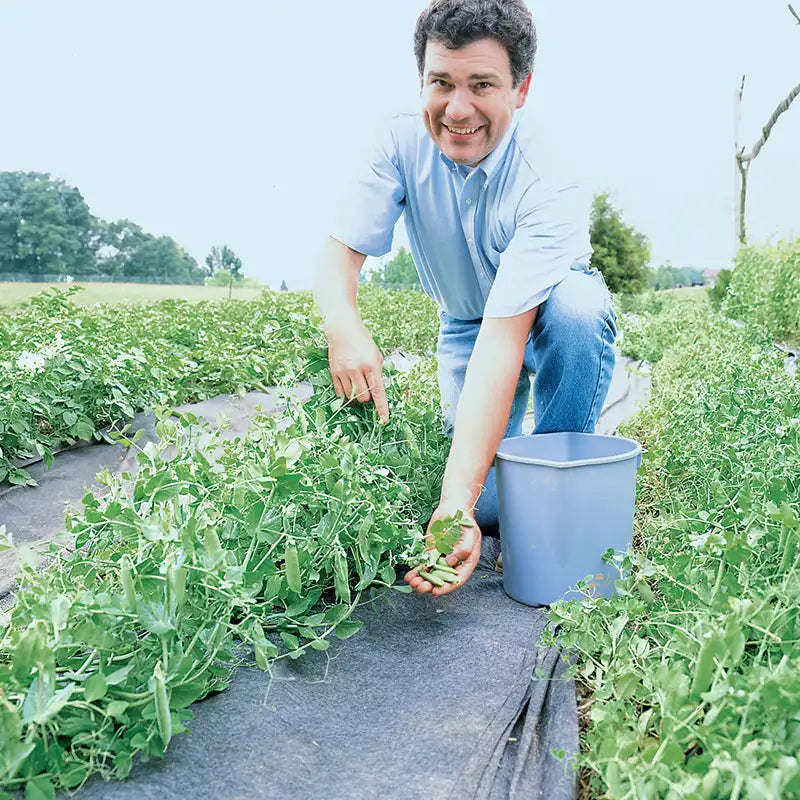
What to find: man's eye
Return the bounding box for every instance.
[476,82,492,90]
[433,79,449,87]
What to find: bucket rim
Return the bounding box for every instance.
[495,432,642,469]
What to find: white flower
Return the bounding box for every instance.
[40,332,66,359]
[16,351,46,373]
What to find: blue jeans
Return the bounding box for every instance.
[436,265,618,532]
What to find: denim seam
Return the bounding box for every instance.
[580,307,614,433]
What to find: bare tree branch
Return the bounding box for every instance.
[739,81,800,162]
[732,8,799,245]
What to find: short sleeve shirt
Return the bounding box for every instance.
[329,110,592,320]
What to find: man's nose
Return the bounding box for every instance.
[446,89,474,121]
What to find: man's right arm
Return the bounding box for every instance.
[312,236,389,423]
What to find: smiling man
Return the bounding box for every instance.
[313,0,617,596]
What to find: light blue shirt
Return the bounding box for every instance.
[330,110,592,320]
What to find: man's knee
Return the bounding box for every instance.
[537,270,616,352]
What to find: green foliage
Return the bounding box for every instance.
[0,173,205,285]
[0,358,449,793]
[0,286,440,484]
[204,244,244,298]
[0,172,96,277]
[368,247,421,290]
[648,263,704,290]
[722,238,800,341]
[205,272,262,289]
[589,193,650,295]
[204,245,242,280]
[708,266,734,311]
[357,283,439,354]
[97,219,204,285]
[551,292,800,798]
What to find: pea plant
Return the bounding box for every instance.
[0,286,440,486]
[0,352,449,796]
[548,292,800,799]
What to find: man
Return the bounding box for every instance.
[313,0,617,597]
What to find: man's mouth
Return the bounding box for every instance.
[443,124,483,137]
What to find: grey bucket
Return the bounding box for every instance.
[494,432,642,606]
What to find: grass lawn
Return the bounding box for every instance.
[0,281,267,309]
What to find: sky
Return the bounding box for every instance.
[1,1,798,289]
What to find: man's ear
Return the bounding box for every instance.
[515,72,532,109]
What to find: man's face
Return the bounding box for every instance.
[420,38,531,167]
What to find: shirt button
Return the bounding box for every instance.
[465,198,472,206]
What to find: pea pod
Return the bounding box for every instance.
[333,550,350,603]
[419,570,445,588]
[691,635,719,697]
[167,565,187,611]
[430,570,458,584]
[150,661,172,749]
[433,561,458,575]
[204,527,222,565]
[119,555,136,610]
[284,544,302,594]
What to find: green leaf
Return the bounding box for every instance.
[280,631,300,651]
[106,700,129,718]
[335,620,363,640]
[136,598,175,635]
[49,595,71,633]
[310,639,330,651]
[430,513,468,555]
[24,775,55,800]
[323,604,351,624]
[83,672,108,703]
[105,662,135,686]
[612,670,640,701]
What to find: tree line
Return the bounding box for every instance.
[2,171,670,294]
[0,172,206,284]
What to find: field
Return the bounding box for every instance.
[0,240,799,799]
[0,281,266,309]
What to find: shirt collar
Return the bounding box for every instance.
[438,110,522,181]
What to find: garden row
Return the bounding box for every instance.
[0,285,439,485]
[712,235,800,343]
[552,289,800,798]
[0,350,451,796]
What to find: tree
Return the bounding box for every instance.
[97,219,150,278]
[0,172,97,278]
[279,280,289,291]
[97,219,204,284]
[649,262,704,290]
[205,244,243,298]
[589,193,650,294]
[734,4,800,245]
[369,247,421,290]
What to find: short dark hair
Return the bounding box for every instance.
[413,0,537,88]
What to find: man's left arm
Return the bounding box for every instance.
[405,306,537,596]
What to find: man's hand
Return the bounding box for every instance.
[326,320,389,423]
[404,505,482,596]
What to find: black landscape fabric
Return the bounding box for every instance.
[1,391,579,799]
